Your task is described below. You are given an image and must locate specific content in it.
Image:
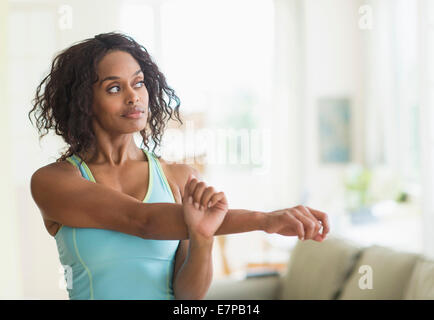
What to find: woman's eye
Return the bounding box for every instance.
[135,81,145,88]
[108,86,120,93]
[107,81,144,94]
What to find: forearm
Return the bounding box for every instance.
[138,203,265,240]
[216,208,265,236]
[173,235,214,300]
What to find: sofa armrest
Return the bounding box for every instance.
[204,274,282,300]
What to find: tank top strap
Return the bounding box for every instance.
[66,155,94,181]
[142,149,175,203]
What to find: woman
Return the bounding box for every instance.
[28,32,330,300]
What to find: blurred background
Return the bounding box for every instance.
[1,0,434,299]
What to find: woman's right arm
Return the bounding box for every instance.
[30,163,260,240]
[30,163,328,241]
[30,163,166,239]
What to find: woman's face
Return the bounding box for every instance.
[92,50,149,134]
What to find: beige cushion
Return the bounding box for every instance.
[205,275,281,300]
[338,245,418,300]
[279,235,362,300]
[403,258,434,300]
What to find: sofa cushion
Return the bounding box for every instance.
[279,235,362,299]
[205,274,282,300]
[338,245,419,300]
[403,257,434,300]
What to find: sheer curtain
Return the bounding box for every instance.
[274,0,425,253]
[363,0,420,182]
[361,0,422,251]
[419,0,434,259]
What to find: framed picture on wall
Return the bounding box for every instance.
[318,97,352,164]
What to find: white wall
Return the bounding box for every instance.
[300,0,365,229]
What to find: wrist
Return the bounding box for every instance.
[255,211,269,233]
[188,230,214,245]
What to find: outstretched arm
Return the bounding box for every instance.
[139,164,329,241]
[138,202,328,241]
[137,203,264,240]
[31,161,329,241]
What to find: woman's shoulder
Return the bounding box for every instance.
[33,158,73,176]
[42,158,80,174]
[156,157,203,200]
[31,160,81,238]
[158,157,202,180]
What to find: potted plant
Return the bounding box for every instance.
[344,165,377,224]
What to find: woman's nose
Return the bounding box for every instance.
[126,87,140,104]
[127,95,139,105]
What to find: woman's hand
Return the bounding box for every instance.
[263,205,330,242]
[182,174,229,240]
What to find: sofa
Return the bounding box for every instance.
[204,235,434,300]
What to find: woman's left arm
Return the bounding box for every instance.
[172,173,228,300]
[173,233,214,300]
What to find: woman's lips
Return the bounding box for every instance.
[122,112,143,119]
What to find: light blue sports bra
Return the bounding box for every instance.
[54,148,180,300]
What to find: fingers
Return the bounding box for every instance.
[184,174,223,210]
[208,192,227,207]
[184,174,203,209]
[306,206,330,239]
[200,186,217,209]
[192,181,207,209]
[288,213,305,241]
[297,206,322,240]
[290,205,325,241]
[290,207,317,240]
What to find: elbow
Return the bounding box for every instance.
[174,291,205,300]
[173,282,211,300]
[173,284,198,300]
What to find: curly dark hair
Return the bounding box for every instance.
[28,31,182,164]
